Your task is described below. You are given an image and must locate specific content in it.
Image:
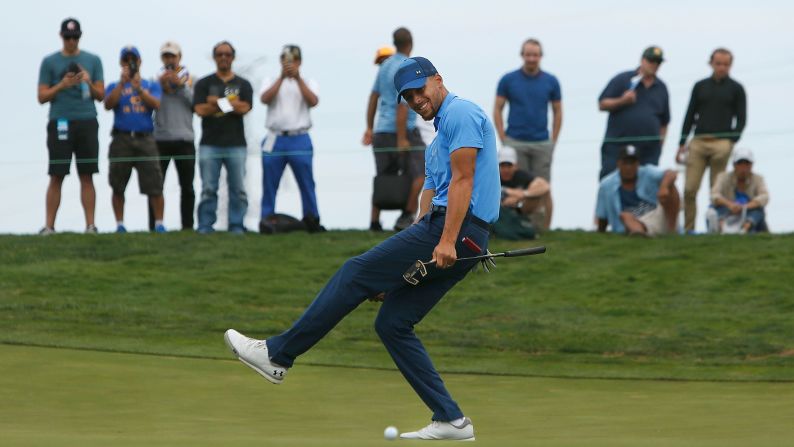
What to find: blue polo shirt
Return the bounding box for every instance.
[372,53,417,133]
[599,70,670,143]
[105,79,162,132]
[496,69,561,142]
[424,93,500,223]
[595,165,666,233]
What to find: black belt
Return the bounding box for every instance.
[430,205,490,230]
[112,129,151,138]
[277,130,308,136]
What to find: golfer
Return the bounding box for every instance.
[225,57,499,441]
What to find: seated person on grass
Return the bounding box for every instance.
[710,147,769,234]
[596,145,678,236]
[499,146,550,229]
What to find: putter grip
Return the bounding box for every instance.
[503,246,546,257]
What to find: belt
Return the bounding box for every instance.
[430,205,490,230]
[112,129,152,138]
[275,129,309,136]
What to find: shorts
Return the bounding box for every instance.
[46,119,99,176]
[372,128,425,178]
[503,137,554,180]
[638,207,670,237]
[108,133,164,196]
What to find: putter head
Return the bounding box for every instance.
[402,260,428,285]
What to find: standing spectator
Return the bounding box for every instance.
[259,45,324,233]
[493,38,561,229]
[596,145,679,236]
[104,46,165,233]
[374,45,395,65]
[193,41,253,234]
[677,48,747,233]
[709,148,768,234]
[149,41,195,231]
[598,46,670,179]
[37,18,104,234]
[362,27,425,232]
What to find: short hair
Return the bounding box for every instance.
[393,27,412,52]
[213,40,236,57]
[521,38,543,56]
[710,47,733,63]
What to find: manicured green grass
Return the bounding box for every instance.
[1,231,793,381]
[2,345,792,447]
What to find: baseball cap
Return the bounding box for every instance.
[120,45,141,60]
[618,145,640,160]
[160,41,181,56]
[499,147,518,165]
[394,57,438,101]
[60,18,82,38]
[642,46,664,63]
[732,147,754,164]
[374,46,395,64]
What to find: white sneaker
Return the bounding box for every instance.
[223,329,287,384]
[400,418,475,441]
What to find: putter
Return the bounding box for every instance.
[402,246,546,285]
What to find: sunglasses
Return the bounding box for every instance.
[63,35,81,41]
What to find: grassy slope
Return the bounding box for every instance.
[2,344,793,447]
[1,231,793,381]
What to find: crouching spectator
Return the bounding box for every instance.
[596,145,678,236]
[708,147,768,234]
[493,147,549,239]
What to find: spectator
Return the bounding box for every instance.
[104,46,165,233]
[677,48,747,233]
[494,38,561,229]
[709,148,768,234]
[374,45,395,65]
[193,41,253,234]
[149,41,195,231]
[362,27,425,231]
[259,45,324,233]
[37,18,104,234]
[596,145,679,236]
[598,46,670,179]
[498,147,550,230]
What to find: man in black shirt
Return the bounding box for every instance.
[499,147,549,226]
[193,41,253,234]
[677,48,747,232]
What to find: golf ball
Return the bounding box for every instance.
[384,426,399,440]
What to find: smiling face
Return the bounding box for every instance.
[401,74,445,120]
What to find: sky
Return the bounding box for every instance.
[2,0,793,233]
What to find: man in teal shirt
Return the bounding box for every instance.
[37,18,104,234]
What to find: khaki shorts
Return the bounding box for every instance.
[503,137,554,180]
[108,134,164,196]
[638,207,671,237]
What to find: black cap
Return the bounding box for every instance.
[618,145,639,160]
[642,46,664,63]
[60,18,82,38]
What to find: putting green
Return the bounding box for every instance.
[1,344,791,446]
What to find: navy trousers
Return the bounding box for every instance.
[266,211,490,421]
[261,134,319,219]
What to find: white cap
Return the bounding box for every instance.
[499,146,517,165]
[732,147,754,164]
[160,41,181,56]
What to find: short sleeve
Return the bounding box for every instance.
[148,79,162,100]
[496,73,509,97]
[193,78,208,107]
[599,74,626,101]
[646,166,666,184]
[659,84,671,125]
[240,80,254,104]
[258,77,275,96]
[443,104,484,153]
[105,82,116,97]
[307,79,319,96]
[92,55,104,82]
[595,184,609,220]
[550,75,562,101]
[38,58,52,86]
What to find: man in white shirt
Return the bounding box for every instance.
[259,45,323,232]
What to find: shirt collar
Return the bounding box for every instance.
[433,92,457,131]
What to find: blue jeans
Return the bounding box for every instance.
[197,145,248,232]
[266,211,490,421]
[261,134,319,219]
[715,205,766,232]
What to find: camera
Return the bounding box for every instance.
[67,62,81,75]
[127,58,139,77]
[165,63,176,71]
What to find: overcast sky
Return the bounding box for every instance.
[2,0,793,233]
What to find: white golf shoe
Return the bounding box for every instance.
[400,417,475,441]
[223,329,287,384]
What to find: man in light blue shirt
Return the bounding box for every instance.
[596,145,679,236]
[224,57,498,442]
[363,27,426,231]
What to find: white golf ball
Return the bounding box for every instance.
[384,426,399,440]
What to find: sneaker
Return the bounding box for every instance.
[154,224,167,234]
[369,221,384,232]
[223,329,287,384]
[394,213,414,231]
[400,418,475,441]
[38,227,55,236]
[85,225,98,234]
[116,224,127,234]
